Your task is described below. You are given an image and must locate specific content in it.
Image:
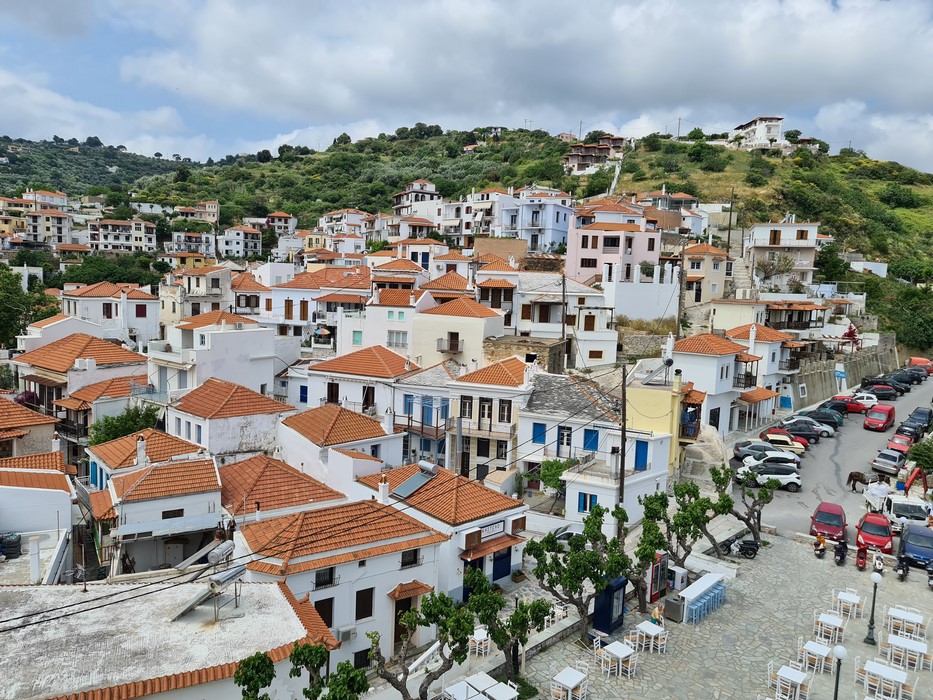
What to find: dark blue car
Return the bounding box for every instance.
[899,523,933,567]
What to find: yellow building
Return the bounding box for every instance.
[0,214,25,236]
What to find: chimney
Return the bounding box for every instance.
[508,255,515,269]
[661,184,667,195]
[85,358,96,373]
[382,406,394,435]
[460,363,468,377]
[673,368,683,394]
[409,291,416,307]
[404,356,411,371]
[373,286,381,304]
[664,332,675,360]
[51,432,61,453]
[378,474,390,504]
[135,435,147,468]
[748,324,757,359]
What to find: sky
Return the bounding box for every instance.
[2,0,933,170]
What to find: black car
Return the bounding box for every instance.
[896,422,923,441]
[866,385,898,401]
[910,406,933,430]
[819,399,851,417]
[881,377,911,394]
[889,369,923,385]
[901,414,929,436]
[800,408,845,427]
[863,376,907,395]
[902,366,928,382]
[783,423,821,445]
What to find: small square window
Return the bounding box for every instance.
[388,310,395,320]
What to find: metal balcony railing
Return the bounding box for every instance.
[779,358,800,371]
[313,575,340,591]
[437,338,464,353]
[57,419,89,441]
[400,556,423,570]
[679,422,700,439]
[446,417,516,438]
[733,374,757,389]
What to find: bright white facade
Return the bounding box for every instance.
[88,219,157,253]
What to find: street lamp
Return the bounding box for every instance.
[832,645,847,700]
[864,571,883,645]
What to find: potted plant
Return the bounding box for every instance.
[511,569,526,583]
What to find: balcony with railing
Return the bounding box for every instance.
[767,318,822,330]
[57,419,89,442]
[313,574,340,591]
[437,338,464,353]
[400,556,424,570]
[778,358,800,372]
[446,416,516,439]
[679,422,700,440]
[185,285,225,297]
[395,414,446,440]
[733,373,757,389]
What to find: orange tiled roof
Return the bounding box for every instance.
[683,243,729,256]
[420,297,500,319]
[359,465,523,525]
[0,470,70,492]
[268,211,293,218]
[178,265,229,276]
[332,447,383,462]
[89,428,200,470]
[0,429,26,440]
[315,293,367,304]
[173,378,294,419]
[63,281,156,300]
[477,278,516,289]
[111,458,219,502]
[475,253,508,264]
[421,271,470,291]
[274,267,370,290]
[282,404,387,446]
[726,323,793,343]
[89,489,116,520]
[375,258,426,272]
[0,397,60,428]
[28,313,71,329]
[0,451,75,474]
[434,251,471,261]
[68,374,147,404]
[736,352,762,362]
[308,345,415,378]
[242,500,448,575]
[457,357,527,386]
[176,310,258,330]
[478,260,518,272]
[680,382,707,405]
[15,333,146,372]
[231,272,270,292]
[672,333,748,356]
[219,454,344,516]
[739,387,780,403]
[371,289,426,307]
[388,579,434,600]
[580,222,644,232]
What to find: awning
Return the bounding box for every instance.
[461,533,525,562]
[736,352,762,362]
[387,579,434,601]
[22,374,66,388]
[89,489,116,520]
[472,202,494,210]
[54,397,91,411]
[739,387,780,404]
[782,341,808,349]
[442,218,461,226]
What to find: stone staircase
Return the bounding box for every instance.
[72,524,102,581]
[727,235,755,295]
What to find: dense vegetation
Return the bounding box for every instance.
[0,136,184,193]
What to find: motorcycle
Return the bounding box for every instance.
[856,546,868,571]
[813,540,827,559]
[834,541,848,566]
[873,551,885,576]
[926,561,933,590]
[731,539,760,559]
[895,553,910,582]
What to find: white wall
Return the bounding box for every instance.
[167,410,294,456]
[0,485,72,533]
[17,316,103,353]
[603,263,681,321]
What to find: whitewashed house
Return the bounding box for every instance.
[411,298,505,369]
[16,313,102,353]
[60,282,160,349]
[393,360,459,468]
[305,345,415,417]
[335,288,432,357]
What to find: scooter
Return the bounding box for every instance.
[813,540,827,559]
[873,551,885,576]
[731,539,760,559]
[926,561,933,590]
[895,553,910,582]
[856,546,868,571]
[834,541,848,566]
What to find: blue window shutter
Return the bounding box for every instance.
[533,423,546,444]
[578,492,586,513]
[299,386,308,404]
[404,394,413,415]
[592,494,597,506]
[635,440,649,471]
[583,429,598,452]
[440,399,450,420]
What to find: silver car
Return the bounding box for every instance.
[781,415,836,437]
[871,449,907,475]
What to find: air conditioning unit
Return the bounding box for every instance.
[337,625,357,642]
[234,322,244,330]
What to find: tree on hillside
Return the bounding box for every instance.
[256,150,273,163]
[784,129,801,143]
[755,254,795,283]
[89,405,160,445]
[153,152,162,159]
[815,242,851,282]
[465,567,551,681]
[583,129,610,143]
[640,133,663,151]
[174,164,190,183]
[367,592,473,700]
[525,504,629,639]
[686,127,705,140]
[84,136,103,148]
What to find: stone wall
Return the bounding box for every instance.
[619,333,667,359]
[472,237,527,263]
[483,336,566,374]
[787,344,899,410]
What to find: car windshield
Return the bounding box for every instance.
[861,520,891,537]
[905,529,933,550]
[891,436,910,445]
[876,453,898,464]
[815,511,843,526]
[868,410,888,420]
[893,504,929,521]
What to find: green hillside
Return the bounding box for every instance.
[0,136,186,194]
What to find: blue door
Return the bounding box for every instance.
[583,429,598,452]
[421,396,434,426]
[634,440,648,471]
[492,547,511,581]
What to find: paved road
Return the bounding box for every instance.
[749,379,933,538]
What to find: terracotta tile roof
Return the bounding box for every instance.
[0,428,27,440]
[394,236,444,245]
[420,297,500,319]
[176,310,258,330]
[359,465,523,525]
[0,398,59,428]
[89,428,200,470]
[375,258,426,272]
[53,396,91,411]
[739,387,780,403]
[371,289,426,307]
[111,458,219,502]
[15,333,146,373]
[580,222,644,231]
[680,382,707,405]
[44,288,62,297]
[726,323,793,343]
[434,251,471,261]
[274,267,370,290]
[332,448,383,462]
[281,404,387,446]
[315,293,367,304]
[279,582,341,650]
[683,243,729,256]
[308,345,415,378]
[68,374,147,404]
[456,357,528,387]
[267,211,293,218]
[388,580,434,600]
[475,253,508,264]
[477,278,516,289]
[242,500,447,575]
[478,260,518,272]
[219,454,344,516]
[231,272,270,292]
[0,469,71,492]
[672,333,748,356]
[173,378,293,419]
[63,282,156,300]
[367,249,397,258]
[89,489,116,520]
[736,352,762,362]
[783,340,808,349]
[686,275,705,282]
[29,313,71,329]
[372,275,415,284]
[0,451,75,474]
[421,271,470,291]
[178,265,229,276]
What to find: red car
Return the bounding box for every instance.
[759,427,810,449]
[886,433,914,454]
[831,395,869,414]
[856,513,893,554]
[809,502,847,542]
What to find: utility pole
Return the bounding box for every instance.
[676,117,681,139]
[676,244,686,339]
[616,335,627,542]
[726,187,735,252]
[560,272,567,342]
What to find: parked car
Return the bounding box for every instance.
[881,377,911,394]
[864,404,896,431]
[809,502,847,542]
[907,356,933,375]
[863,377,905,396]
[758,431,808,454]
[733,440,799,461]
[782,423,821,445]
[886,433,915,454]
[908,406,933,431]
[734,463,802,491]
[899,367,927,383]
[900,414,929,437]
[828,396,867,414]
[856,512,894,554]
[871,448,908,476]
[865,385,898,401]
[741,453,802,470]
[887,370,922,386]
[782,415,836,437]
[851,392,880,409]
[799,408,845,428]
[549,523,586,549]
[895,422,923,441]
[899,523,933,567]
